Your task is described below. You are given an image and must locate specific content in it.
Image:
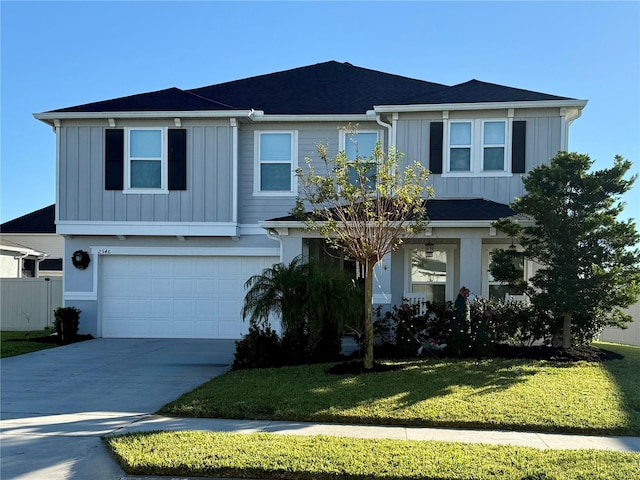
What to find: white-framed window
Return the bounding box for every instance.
[405,245,455,304]
[124,128,167,193]
[339,130,381,187]
[445,119,511,176]
[483,246,526,300]
[254,131,298,196]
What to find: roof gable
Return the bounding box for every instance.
[1,205,56,233]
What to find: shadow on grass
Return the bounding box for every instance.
[596,342,640,436]
[160,357,547,428]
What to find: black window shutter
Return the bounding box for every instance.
[168,129,187,190]
[512,120,526,174]
[105,129,124,190]
[429,122,443,174]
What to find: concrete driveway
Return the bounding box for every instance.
[1,338,236,479]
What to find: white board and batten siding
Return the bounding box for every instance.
[100,255,278,339]
[57,123,234,224]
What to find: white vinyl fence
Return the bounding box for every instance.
[0,277,63,331]
[599,299,640,347]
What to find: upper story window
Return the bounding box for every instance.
[105,128,186,193]
[254,131,297,196]
[340,130,380,187]
[127,129,165,191]
[445,120,510,176]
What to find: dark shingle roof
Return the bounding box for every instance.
[189,61,447,114]
[406,79,570,104]
[267,198,514,223]
[48,61,575,115]
[1,205,56,233]
[424,198,514,221]
[53,87,236,113]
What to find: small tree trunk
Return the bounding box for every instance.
[363,257,375,369]
[562,312,572,349]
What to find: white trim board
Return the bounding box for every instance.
[57,221,240,237]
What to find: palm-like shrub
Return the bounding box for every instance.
[241,256,360,365]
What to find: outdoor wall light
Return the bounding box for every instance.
[424,241,434,258]
[71,250,91,270]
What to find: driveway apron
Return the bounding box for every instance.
[0,338,236,479]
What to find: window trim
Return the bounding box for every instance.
[404,244,455,303]
[253,130,298,197]
[123,127,168,194]
[443,119,513,177]
[339,129,383,188]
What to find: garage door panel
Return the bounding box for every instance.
[101,255,277,339]
[174,278,195,296]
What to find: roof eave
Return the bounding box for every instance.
[259,219,506,229]
[33,110,261,126]
[250,112,376,122]
[373,99,588,113]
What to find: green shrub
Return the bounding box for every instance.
[53,306,81,342]
[231,321,282,370]
[374,301,449,358]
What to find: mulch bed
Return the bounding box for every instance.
[493,344,624,362]
[328,344,623,375]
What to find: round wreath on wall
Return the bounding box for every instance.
[71,250,91,270]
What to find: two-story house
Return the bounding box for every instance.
[34,61,586,339]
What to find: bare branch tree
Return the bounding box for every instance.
[294,125,433,368]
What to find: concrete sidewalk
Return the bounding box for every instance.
[116,415,640,452]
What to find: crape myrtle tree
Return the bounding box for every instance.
[491,152,640,349]
[293,125,433,369]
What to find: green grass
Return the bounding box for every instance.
[160,342,640,436]
[105,431,640,480]
[1,330,57,358]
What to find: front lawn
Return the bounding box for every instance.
[1,330,58,358]
[160,342,640,436]
[105,431,640,480]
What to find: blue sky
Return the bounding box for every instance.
[1,1,639,223]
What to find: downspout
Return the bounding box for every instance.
[560,107,584,151]
[35,254,49,278]
[266,228,283,261]
[376,113,396,150]
[230,118,239,226]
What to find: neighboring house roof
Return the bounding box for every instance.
[1,205,56,234]
[0,238,46,258]
[43,61,576,116]
[265,198,514,223]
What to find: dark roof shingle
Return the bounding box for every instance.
[47,61,575,115]
[266,198,514,223]
[1,205,56,233]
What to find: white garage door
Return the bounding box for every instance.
[101,255,278,339]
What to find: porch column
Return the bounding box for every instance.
[459,237,483,299]
[372,253,392,306]
[279,235,304,265]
